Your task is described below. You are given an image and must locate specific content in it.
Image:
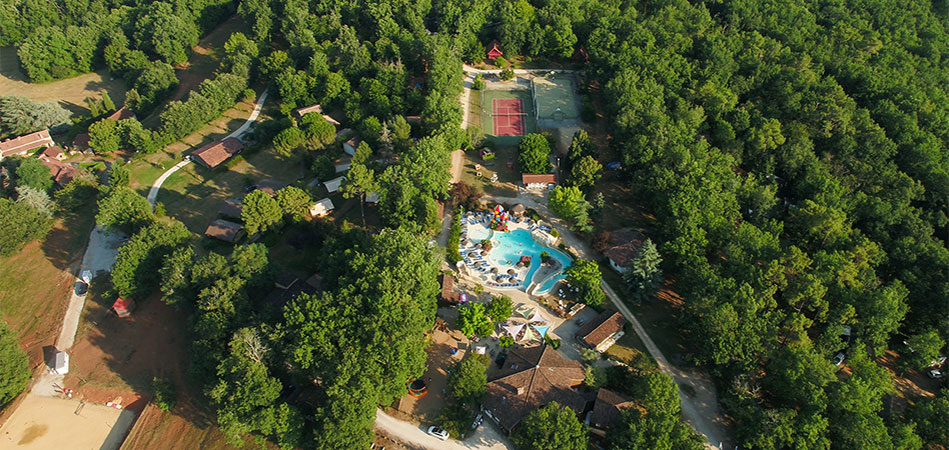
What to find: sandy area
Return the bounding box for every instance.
[0,395,121,449]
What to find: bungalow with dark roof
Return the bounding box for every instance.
[0,129,55,159]
[257,178,288,197]
[588,388,633,435]
[218,198,243,219]
[521,173,556,190]
[602,228,645,272]
[72,133,91,151]
[482,345,586,433]
[204,219,246,243]
[191,138,244,169]
[575,310,627,353]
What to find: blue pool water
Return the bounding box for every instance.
[482,229,571,293]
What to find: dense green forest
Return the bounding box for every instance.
[3,0,948,448]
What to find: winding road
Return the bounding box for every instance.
[146,89,268,206]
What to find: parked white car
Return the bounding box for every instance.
[427,426,449,441]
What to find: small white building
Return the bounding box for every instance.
[309,198,335,217]
[335,162,351,173]
[521,173,556,190]
[323,176,346,193]
[49,349,69,375]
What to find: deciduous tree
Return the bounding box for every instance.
[511,402,587,450]
[518,133,552,174]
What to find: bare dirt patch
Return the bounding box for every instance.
[0,47,126,115]
[64,288,187,405]
[0,395,122,449]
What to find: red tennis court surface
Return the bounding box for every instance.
[493,99,526,136]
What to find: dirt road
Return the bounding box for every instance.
[55,226,124,351]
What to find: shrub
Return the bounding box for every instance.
[472,74,485,91]
[448,211,462,264]
[153,377,176,411]
[545,335,561,349]
[549,228,559,237]
[499,336,514,348]
[242,88,257,102]
[582,349,600,363]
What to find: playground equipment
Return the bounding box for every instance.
[490,204,511,232]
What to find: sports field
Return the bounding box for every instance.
[533,75,580,126]
[492,98,526,136]
[481,87,535,145]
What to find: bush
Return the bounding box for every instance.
[472,74,485,91]
[545,335,561,349]
[242,88,257,102]
[582,349,600,363]
[448,211,462,264]
[549,228,559,237]
[153,377,176,411]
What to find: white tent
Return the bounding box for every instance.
[309,198,335,217]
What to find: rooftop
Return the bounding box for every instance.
[482,345,585,432]
[575,310,626,349]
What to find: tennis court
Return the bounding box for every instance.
[493,99,526,136]
[481,86,536,145]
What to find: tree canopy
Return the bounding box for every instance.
[518,133,552,174]
[511,402,588,450]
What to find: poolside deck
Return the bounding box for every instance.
[458,211,567,293]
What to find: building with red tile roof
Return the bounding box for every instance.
[575,310,627,353]
[191,138,244,169]
[0,129,55,159]
[482,345,586,433]
[521,173,556,190]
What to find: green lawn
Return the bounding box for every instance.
[460,146,518,198]
[157,147,302,234]
[605,331,658,372]
[600,264,689,362]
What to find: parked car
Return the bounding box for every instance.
[74,281,88,296]
[244,184,258,193]
[929,369,945,379]
[427,426,449,441]
[833,352,846,367]
[472,413,483,429]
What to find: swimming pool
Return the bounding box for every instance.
[483,229,571,294]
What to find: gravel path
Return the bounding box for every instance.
[55,226,125,350]
[374,409,511,450]
[146,89,268,206]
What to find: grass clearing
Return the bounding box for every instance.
[0,202,97,367]
[158,146,302,234]
[0,47,126,116]
[460,146,518,197]
[605,331,658,372]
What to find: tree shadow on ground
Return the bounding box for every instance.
[41,203,97,271]
[71,275,217,430]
